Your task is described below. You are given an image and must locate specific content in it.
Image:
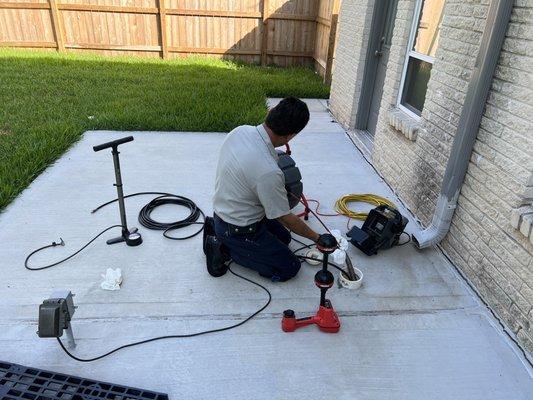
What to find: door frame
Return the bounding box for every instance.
[355,0,399,131]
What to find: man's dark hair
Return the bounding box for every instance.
[265,97,310,137]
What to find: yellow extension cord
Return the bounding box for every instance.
[334,194,397,221]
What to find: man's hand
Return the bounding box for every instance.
[278,213,320,242]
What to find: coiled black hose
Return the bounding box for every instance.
[93,192,205,240]
[25,192,206,270]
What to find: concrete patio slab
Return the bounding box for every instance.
[0,100,531,399]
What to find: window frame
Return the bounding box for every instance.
[396,0,437,120]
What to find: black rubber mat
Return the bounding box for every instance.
[0,361,169,400]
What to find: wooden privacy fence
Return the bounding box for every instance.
[0,0,340,82]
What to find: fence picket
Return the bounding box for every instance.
[48,0,64,51]
[158,0,168,59]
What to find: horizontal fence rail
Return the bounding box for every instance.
[0,0,340,82]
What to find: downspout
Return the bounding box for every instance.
[413,0,513,249]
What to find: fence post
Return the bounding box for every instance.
[324,0,341,85]
[261,0,269,66]
[49,0,64,52]
[158,0,168,59]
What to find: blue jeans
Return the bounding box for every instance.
[214,215,301,282]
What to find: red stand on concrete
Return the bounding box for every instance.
[282,234,341,333]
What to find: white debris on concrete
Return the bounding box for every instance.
[0,99,531,399]
[100,268,123,291]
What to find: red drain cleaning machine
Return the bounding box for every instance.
[282,233,341,333]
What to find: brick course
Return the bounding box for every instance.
[329,0,374,127]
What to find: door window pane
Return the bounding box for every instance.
[401,57,432,115]
[412,0,445,57]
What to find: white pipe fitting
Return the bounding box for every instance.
[339,267,363,290]
[304,249,322,265]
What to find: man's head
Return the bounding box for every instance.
[265,97,310,147]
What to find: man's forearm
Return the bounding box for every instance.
[278,213,319,242]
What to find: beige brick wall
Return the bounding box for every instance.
[329,0,374,128]
[440,0,533,354]
[330,0,533,354]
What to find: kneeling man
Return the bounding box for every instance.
[204,97,322,281]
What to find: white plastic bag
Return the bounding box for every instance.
[100,268,123,291]
[330,229,349,265]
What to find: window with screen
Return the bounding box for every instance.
[398,0,445,118]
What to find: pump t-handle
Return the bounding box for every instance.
[93,136,134,152]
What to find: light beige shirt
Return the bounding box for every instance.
[213,124,290,226]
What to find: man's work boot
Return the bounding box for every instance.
[203,216,215,255]
[205,235,229,277]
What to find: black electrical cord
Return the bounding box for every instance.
[289,233,348,274]
[24,225,122,271]
[25,192,206,271]
[56,264,271,362]
[397,232,412,246]
[55,251,345,363]
[293,244,312,254]
[297,255,346,274]
[93,192,206,240]
[289,235,312,249]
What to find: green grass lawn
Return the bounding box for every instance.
[0,49,329,211]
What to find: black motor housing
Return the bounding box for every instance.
[347,205,408,255]
[277,150,303,209]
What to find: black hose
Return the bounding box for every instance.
[397,232,412,246]
[289,235,313,249]
[93,192,205,240]
[56,265,271,362]
[24,225,121,271]
[297,255,346,274]
[25,192,206,271]
[56,252,343,363]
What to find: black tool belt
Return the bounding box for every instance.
[227,220,261,236]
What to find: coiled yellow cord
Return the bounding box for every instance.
[334,194,397,220]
